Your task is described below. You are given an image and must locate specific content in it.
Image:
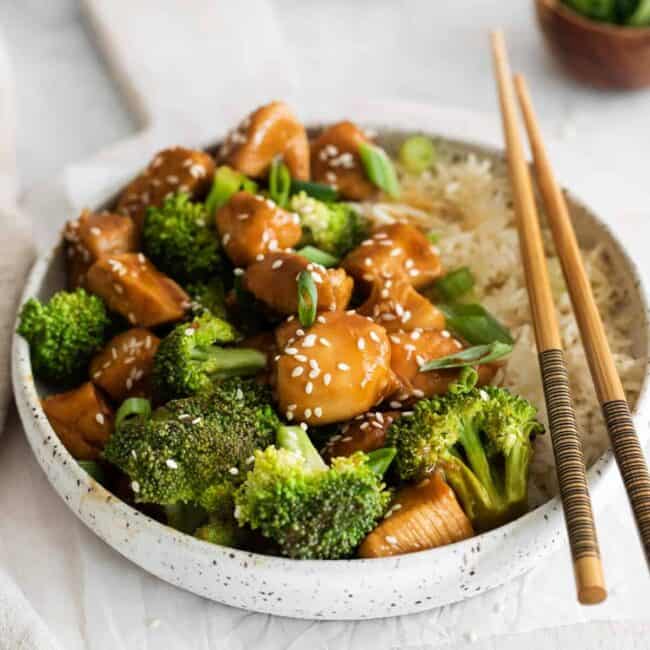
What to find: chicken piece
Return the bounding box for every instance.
[388,329,497,403]
[310,121,376,200]
[116,147,215,229]
[358,472,474,557]
[322,410,400,462]
[90,328,160,402]
[243,252,353,316]
[63,209,139,288]
[219,101,309,180]
[215,191,302,267]
[343,223,442,291]
[358,280,445,333]
[274,311,398,425]
[42,382,114,460]
[86,253,189,327]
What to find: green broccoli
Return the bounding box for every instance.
[17,288,110,383]
[234,426,392,559]
[386,369,542,532]
[103,378,279,511]
[185,278,228,319]
[143,192,221,283]
[290,191,367,257]
[193,486,251,548]
[152,312,266,401]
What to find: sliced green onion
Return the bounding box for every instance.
[399,135,437,174]
[434,267,475,301]
[439,303,514,345]
[358,142,400,198]
[290,179,339,202]
[205,166,257,215]
[419,341,513,372]
[296,246,340,268]
[78,460,106,484]
[268,159,291,208]
[626,0,650,24]
[427,231,440,244]
[297,270,318,328]
[115,397,151,430]
[365,447,397,476]
[449,367,479,394]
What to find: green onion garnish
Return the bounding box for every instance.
[296,246,340,268]
[427,231,440,244]
[115,397,152,430]
[399,135,437,174]
[290,179,339,202]
[439,303,514,345]
[205,166,256,215]
[626,0,650,25]
[297,270,318,328]
[77,460,106,484]
[419,341,513,372]
[433,267,475,301]
[365,447,397,477]
[358,142,400,198]
[269,159,292,208]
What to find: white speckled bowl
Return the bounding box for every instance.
[11,104,650,619]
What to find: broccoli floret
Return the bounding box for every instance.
[234,426,392,559]
[290,192,368,257]
[143,192,221,283]
[103,378,279,511]
[185,278,228,319]
[17,288,110,383]
[193,486,251,548]
[386,370,542,532]
[152,312,266,401]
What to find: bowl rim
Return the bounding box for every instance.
[537,0,650,37]
[11,103,650,596]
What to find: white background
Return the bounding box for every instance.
[0,1,649,648]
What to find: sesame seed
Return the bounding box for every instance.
[408,268,420,277]
[309,359,319,369]
[291,366,304,378]
[317,315,326,324]
[286,410,294,420]
[95,413,105,425]
[303,334,316,347]
[389,248,402,257]
[285,347,298,355]
[369,331,381,343]
[166,459,178,469]
[222,233,231,245]
[233,268,244,276]
[237,213,249,221]
[404,259,414,269]
[323,373,332,386]
[479,389,490,401]
[319,337,331,347]
[412,389,425,398]
[360,422,370,430]
[385,535,398,546]
[131,481,140,493]
[309,368,320,379]
[390,335,401,344]
[305,382,313,395]
[390,401,403,408]
[357,338,366,351]
[314,407,323,418]
[185,328,195,337]
[90,226,101,236]
[416,355,426,366]
[272,259,283,270]
[295,354,308,362]
[337,362,350,371]
[304,408,312,419]
[246,456,255,464]
[288,403,297,411]
[364,258,372,266]
[229,467,239,475]
[192,417,202,424]
[235,388,244,400]
[300,423,308,431]
[441,330,451,338]
[374,232,388,239]
[255,253,265,262]
[411,330,421,340]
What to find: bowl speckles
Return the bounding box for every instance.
[12,105,650,619]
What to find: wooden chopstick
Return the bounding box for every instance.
[490,30,606,604]
[514,73,650,570]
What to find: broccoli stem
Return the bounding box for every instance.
[276,425,327,472]
[190,346,266,378]
[457,422,501,507]
[503,441,531,511]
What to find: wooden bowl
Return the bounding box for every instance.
[535,0,650,89]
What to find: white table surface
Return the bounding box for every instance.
[0,1,649,648]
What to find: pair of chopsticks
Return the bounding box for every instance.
[490,31,650,605]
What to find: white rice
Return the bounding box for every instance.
[359,151,645,504]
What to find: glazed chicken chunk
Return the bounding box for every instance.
[388,328,497,403]
[274,311,397,425]
[343,223,442,291]
[358,280,445,333]
[86,253,189,327]
[310,121,376,200]
[219,101,310,180]
[64,209,139,288]
[215,191,302,267]
[117,147,215,229]
[358,472,474,558]
[42,382,114,460]
[243,252,353,315]
[90,328,160,402]
[322,410,400,462]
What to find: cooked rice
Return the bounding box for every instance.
[358,150,645,504]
